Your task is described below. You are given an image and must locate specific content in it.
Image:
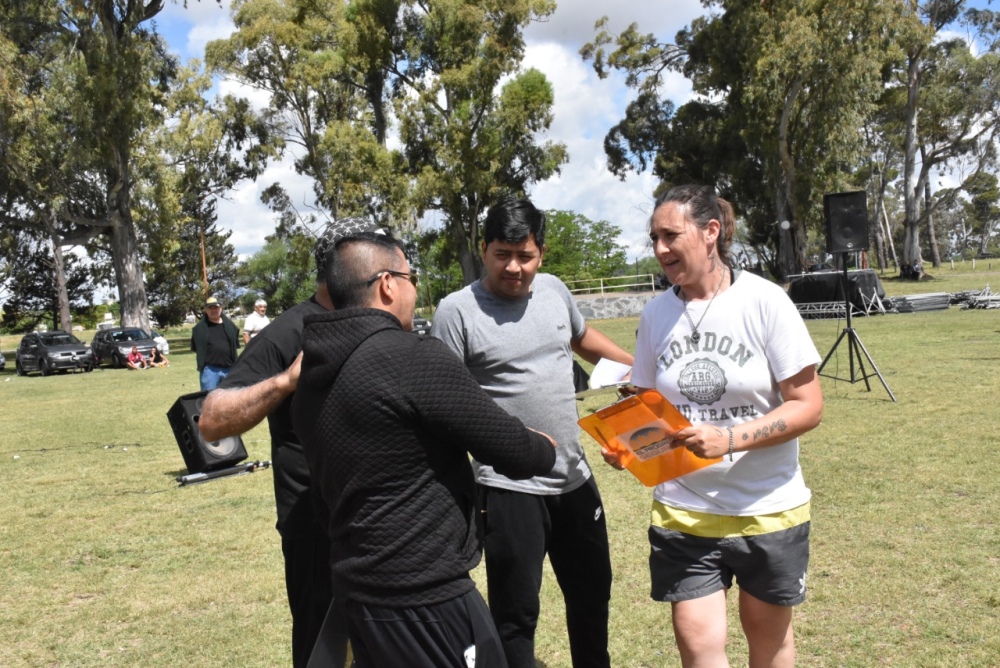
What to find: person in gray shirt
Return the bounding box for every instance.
[431,197,634,668]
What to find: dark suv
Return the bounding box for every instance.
[15,331,95,376]
[90,327,159,368]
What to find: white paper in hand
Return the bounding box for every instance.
[589,358,632,389]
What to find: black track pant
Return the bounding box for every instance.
[479,477,612,668]
[345,589,506,668]
[282,534,339,667]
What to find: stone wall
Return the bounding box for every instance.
[573,291,660,320]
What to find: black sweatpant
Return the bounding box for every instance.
[479,476,612,668]
[345,588,506,668]
[282,534,339,668]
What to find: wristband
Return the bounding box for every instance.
[727,426,734,462]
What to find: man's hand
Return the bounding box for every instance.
[528,427,558,449]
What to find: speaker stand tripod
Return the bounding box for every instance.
[817,260,896,402]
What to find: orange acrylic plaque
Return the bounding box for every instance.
[578,389,722,486]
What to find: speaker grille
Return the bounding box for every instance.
[206,436,242,458]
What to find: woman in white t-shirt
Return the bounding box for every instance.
[605,185,823,668]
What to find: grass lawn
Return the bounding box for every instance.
[1,269,998,667]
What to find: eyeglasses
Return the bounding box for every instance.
[366,269,418,287]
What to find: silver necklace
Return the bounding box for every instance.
[680,269,726,344]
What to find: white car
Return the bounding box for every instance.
[150,330,170,355]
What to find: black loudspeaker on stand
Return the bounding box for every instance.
[167,391,248,473]
[824,190,869,254]
[818,191,896,402]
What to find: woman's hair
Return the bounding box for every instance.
[651,185,736,265]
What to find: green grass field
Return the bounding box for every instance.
[1,269,999,667]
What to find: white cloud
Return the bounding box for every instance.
[185,13,236,58]
[160,0,231,26]
[214,154,321,257]
[217,76,272,111]
[525,0,705,49]
[520,2,702,259]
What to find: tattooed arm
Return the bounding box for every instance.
[675,366,824,460]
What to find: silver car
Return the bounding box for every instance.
[15,331,95,376]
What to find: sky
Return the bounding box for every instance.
[154,0,708,263]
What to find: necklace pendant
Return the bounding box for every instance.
[691,331,701,343]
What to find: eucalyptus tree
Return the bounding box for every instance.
[542,211,628,281]
[0,2,106,331]
[389,0,567,283]
[205,0,407,228]
[209,0,567,285]
[0,0,239,331]
[133,59,276,324]
[894,1,1000,277]
[584,1,901,279]
[235,233,316,313]
[0,227,94,333]
[957,171,1000,257]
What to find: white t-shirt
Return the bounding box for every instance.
[632,271,820,516]
[242,311,270,339]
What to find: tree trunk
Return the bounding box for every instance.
[776,74,806,279]
[978,217,996,257]
[924,179,941,268]
[446,197,485,286]
[880,200,898,269]
[107,162,150,331]
[901,49,925,279]
[872,186,888,272]
[873,217,887,272]
[93,5,153,331]
[49,225,72,333]
[450,216,483,285]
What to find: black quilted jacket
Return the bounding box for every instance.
[292,308,555,607]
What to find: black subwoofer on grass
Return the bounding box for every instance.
[167,391,247,473]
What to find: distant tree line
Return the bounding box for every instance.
[3,1,999,333]
[582,0,1000,280]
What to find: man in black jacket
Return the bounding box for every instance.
[199,218,389,668]
[292,233,556,668]
[190,296,240,390]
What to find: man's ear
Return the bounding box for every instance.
[374,272,393,304]
[539,244,546,267]
[481,240,488,258]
